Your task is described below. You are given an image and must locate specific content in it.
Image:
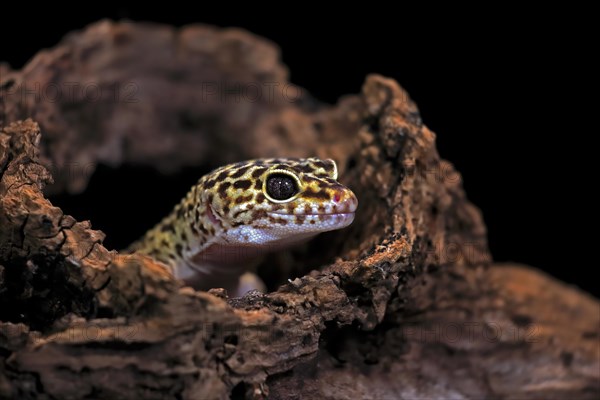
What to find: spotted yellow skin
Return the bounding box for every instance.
[129,157,358,291]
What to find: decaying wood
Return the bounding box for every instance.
[1,21,598,399]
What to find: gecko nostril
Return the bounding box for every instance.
[333,192,342,203]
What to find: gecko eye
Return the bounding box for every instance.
[266,173,299,201]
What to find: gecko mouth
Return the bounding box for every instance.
[266,211,356,229]
[267,212,356,217]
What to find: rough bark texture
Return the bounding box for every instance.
[1,21,598,400]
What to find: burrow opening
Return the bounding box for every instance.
[47,163,358,292]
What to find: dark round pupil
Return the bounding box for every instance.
[266,174,298,200]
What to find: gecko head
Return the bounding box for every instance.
[206,157,358,247]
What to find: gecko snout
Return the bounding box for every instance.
[331,189,358,214]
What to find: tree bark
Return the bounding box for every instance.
[0,21,598,399]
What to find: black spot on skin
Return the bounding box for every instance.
[231,221,245,227]
[160,222,175,233]
[303,188,330,201]
[303,175,319,183]
[268,216,288,225]
[255,193,266,204]
[251,210,267,220]
[175,244,183,254]
[254,179,262,190]
[304,204,311,214]
[233,180,252,190]
[230,166,251,178]
[310,220,315,225]
[181,232,188,242]
[218,182,231,198]
[313,160,329,169]
[232,209,247,219]
[287,203,295,213]
[296,164,314,173]
[204,179,217,189]
[176,206,186,219]
[191,184,200,196]
[223,205,230,214]
[251,168,266,178]
[296,215,306,225]
[216,171,229,181]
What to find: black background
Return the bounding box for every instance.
[1,7,593,296]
